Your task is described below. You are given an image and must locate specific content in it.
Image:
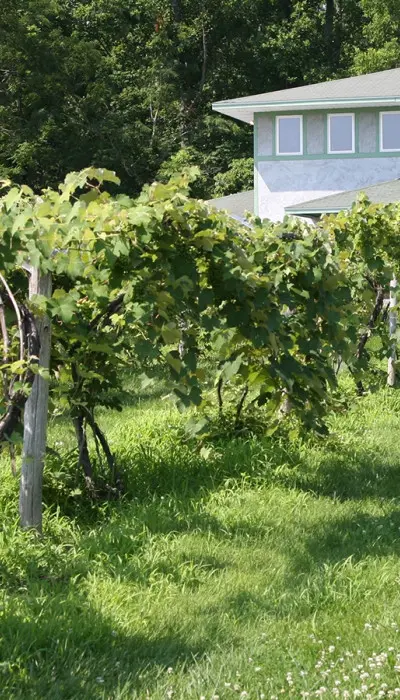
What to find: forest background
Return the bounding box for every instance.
[1,0,400,199]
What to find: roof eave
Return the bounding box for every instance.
[213,96,400,124]
[285,208,342,215]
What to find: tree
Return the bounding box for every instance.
[0,0,377,201]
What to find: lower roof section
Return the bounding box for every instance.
[207,190,254,221]
[285,178,400,216]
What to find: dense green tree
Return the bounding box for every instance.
[0,0,399,199]
[351,0,400,73]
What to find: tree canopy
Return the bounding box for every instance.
[0,0,396,199]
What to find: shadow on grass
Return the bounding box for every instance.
[277,440,400,502]
[43,425,400,531]
[1,596,205,700]
[302,509,400,566]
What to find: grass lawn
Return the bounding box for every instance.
[2,389,400,698]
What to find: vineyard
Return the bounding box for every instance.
[1,169,400,697]
[0,167,398,528]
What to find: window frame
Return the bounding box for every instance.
[327,113,355,155]
[276,115,303,156]
[380,111,400,152]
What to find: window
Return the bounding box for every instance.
[276,115,303,155]
[380,112,400,152]
[328,114,355,154]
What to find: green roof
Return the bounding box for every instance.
[213,67,400,124]
[207,190,254,220]
[285,178,400,216]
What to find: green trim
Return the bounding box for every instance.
[254,115,259,217]
[256,151,400,162]
[355,113,359,154]
[303,113,308,156]
[376,111,380,153]
[213,96,400,110]
[255,107,400,160]
[272,114,276,156]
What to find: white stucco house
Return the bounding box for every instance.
[211,67,400,221]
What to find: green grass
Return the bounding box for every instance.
[2,390,400,698]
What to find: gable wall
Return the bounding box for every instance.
[255,108,400,220]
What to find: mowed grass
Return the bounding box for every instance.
[2,390,400,698]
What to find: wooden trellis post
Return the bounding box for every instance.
[19,267,52,532]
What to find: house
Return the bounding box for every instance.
[212,68,400,222]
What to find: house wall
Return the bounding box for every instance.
[254,109,400,221]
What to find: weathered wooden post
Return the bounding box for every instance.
[388,276,397,387]
[19,267,52,531]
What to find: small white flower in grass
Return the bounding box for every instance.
[96,677,104,684]
[224,682,231,688]
[260,695,265,700]
[365,623,373,630]
[240,693,249,699]
[343,676,350,682]
[255,666,262,672]
[111,630,117,637]
[378,692,386,698]
[353,691,362,697]
[361,685,368,692]
[394,689,400,695]
[332,690,339,697]
[212,695,219,700]
[248,658,253,663]
[167,667,173,674]
[329,646,335,653]
[396,665,400,672]
[166,691,174,699]
[376,673,381,679]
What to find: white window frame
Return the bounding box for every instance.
[380,111,400,152]
[276,115,303,156]
[327,113,355,154]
